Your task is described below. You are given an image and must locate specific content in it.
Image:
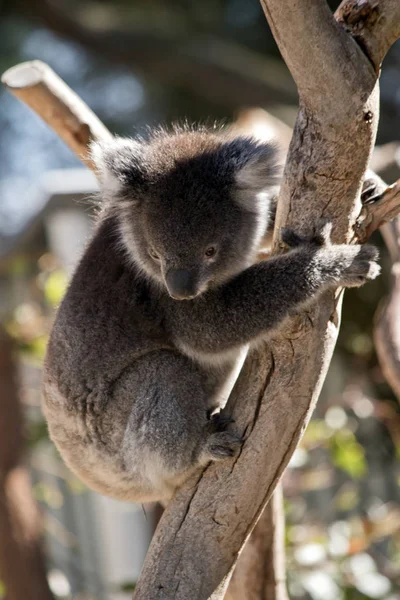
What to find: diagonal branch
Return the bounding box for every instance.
[1,60,112,170]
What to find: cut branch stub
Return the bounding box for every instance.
[1,60,112,169]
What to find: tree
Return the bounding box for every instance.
[132,2,400,598]
[2,1,400,598]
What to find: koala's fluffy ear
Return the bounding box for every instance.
[90,137,147,200]
[227,137,281,211]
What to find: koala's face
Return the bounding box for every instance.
[126,184,261,300]
[92,130,279,300]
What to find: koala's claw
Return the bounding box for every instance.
[209,411,235,431]
[206,431,243,460]
[323,243,380,288]
[361,179,378,204]
[282,219,332,249]
[281,228,306,248]
[346,245,380,285]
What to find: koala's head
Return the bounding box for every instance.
[91,127,279,300]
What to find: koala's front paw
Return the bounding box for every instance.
[340,244,380,287]
[320,244,380,288]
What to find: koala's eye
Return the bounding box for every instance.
[204,246,217,259]
[149,248,161,262]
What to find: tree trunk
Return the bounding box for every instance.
[226,484,288,600]
[132,1,400,598]
[0,329,54,600]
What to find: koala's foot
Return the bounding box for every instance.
[205,431,243,460]
[200,413,242,462]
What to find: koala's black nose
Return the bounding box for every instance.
[165,269,198,300]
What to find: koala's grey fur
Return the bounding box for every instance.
[42,126,380,503]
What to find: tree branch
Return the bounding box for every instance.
[133,1,400,598]
[260,0,377,118]
[1,60,112,169]
[336,0,400,73]
[226,485,288,600]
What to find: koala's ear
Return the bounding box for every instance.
[90,137,148,199]
[222,137,281,213]
[232,137,281,193]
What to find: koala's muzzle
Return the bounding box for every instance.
[165,268,199,300]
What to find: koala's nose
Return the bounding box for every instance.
[165,269,198,300]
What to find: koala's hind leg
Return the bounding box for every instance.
[115,350,241,500]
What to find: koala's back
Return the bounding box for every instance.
[44,216,165,400]
[42,217,169,495]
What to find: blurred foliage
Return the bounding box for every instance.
[330,431,367,480]
[285,392,400,599]
[117,581,136,593]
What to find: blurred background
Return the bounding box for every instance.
[0,1,399,599]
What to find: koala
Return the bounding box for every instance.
[42,127,380,503]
